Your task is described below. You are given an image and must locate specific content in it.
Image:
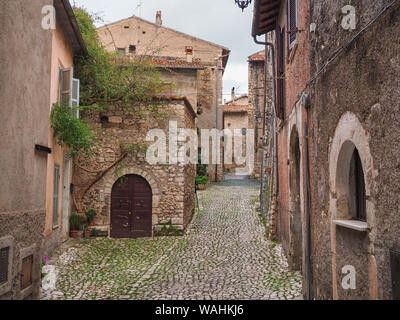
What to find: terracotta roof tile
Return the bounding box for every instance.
[150,57,204,69]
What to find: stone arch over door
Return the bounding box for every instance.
[289,126,303,271]
[328,112,378,300]
[103,167,160,238]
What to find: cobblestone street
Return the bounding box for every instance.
[41,177,302,300]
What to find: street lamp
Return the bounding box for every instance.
[235,0,252,12]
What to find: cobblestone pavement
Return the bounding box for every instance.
[41,176,302,300]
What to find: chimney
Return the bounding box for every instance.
[156,11,162,25]
[185,46,193,63]
[231,87,235,104]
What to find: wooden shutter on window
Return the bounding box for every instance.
[52,164,61,228]
[71,78,80,119]
[0,247,9,285]
[276,26,286,119]
[21,255,33,290]
[287,0,298,51]
[59,68,73,107]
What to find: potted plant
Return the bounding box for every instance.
[85,209,97,227]
[195,175,208,190]
[70,213,85,238]
[83,223,91,238]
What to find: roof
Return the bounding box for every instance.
[222,105,249,113]
[248,50,265,62]
[97,15,230,69]
[224,94,249,105]
[55,0,87,55]
[150,56,205,69]
[252,0,282,37]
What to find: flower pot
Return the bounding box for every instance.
[198,184,205,190]
[70,230,80,238]
[89,221,95,227]
[83,230,91,238]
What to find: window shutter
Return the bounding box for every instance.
[288,0,298,50]
[0,247,9,285]
[21,255,33,290]
[52,164,60,228]
[59,67,73,107]
[71,78,80,119]
[276,26,286,119]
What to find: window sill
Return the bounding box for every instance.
[333,219,369,232]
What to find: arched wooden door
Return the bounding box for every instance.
[110,174,152,239]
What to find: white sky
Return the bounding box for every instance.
[70,0,261,100]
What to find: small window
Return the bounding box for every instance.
[287,0,298,51]
[117,48,125,56]
[349,148,366,221]
[123,25,130,29]
[129,45,136,53]
[0,247,9,286]
[185,46,193,55]
[21,255,33,290]
[59,68,80,119]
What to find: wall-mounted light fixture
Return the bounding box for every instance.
[235,0,252,12]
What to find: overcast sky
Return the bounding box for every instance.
[70,0,261,100]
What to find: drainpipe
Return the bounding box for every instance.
[253,34,277,220]
[304,121,313,300]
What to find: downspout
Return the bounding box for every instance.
[253,34,278,221]
[304,120,313,300]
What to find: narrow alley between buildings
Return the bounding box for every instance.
[41,176,302,300]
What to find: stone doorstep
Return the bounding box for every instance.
[90,225,109,237]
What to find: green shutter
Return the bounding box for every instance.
[52,164,60,228]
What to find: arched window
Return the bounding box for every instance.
[349,148,366,221]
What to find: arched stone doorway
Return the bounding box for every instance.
[110,174,152,239]
[289,127,303,271]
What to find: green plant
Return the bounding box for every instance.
[70,213,86,231]
[195,175,208,186]
[85,208,97,222]
[50,103,97,156]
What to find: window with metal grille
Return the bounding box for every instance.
[52,164,61,228]
[287,0,298,52]
[0,247,9,285]
[349,148,366,221]
[21,255,33,290]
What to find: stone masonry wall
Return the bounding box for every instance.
[310,0,400,299]
[73,99,196,234]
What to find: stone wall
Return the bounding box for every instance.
[73,98,196,235]
[0,0,53,300]
[310,0,400,299]
[248,51,270,180]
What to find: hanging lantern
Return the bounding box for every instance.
[235,0,252,12]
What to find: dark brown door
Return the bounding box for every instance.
[110,175,152,238]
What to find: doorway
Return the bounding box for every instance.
[110,174,152,238]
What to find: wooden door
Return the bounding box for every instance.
[110,175,152,239]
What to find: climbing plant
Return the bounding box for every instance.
[50,103,97,156]
[50,7,172,213]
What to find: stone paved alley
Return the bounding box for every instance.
[41,176,302,300]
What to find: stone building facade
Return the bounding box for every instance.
[222,94,249,174]
[73,98,197,237]
[253,0,400,300]
[0,0,86,299]
[97,12,230,182]
[308,0,400,300]
[248,51,269,180]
